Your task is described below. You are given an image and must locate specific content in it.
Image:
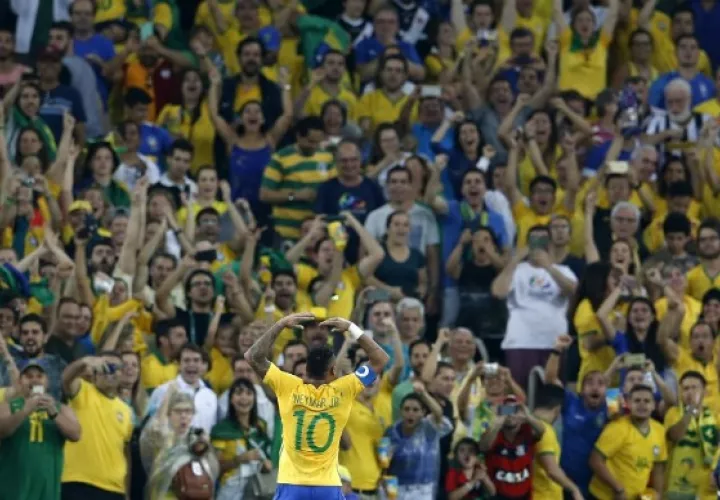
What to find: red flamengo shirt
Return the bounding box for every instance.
[484,423,537,499]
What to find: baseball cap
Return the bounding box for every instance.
[337,465,352,483]
[19,359,48,375]
[69,200,92,213]
[258,26,281,53]
[37,46,64,63]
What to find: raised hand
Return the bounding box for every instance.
[279,313,316,329]
[318,317,352,332]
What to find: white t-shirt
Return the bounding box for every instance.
[364,202,440,255]
[501,262,577,350]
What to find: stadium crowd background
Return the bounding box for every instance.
[1,0,720,498]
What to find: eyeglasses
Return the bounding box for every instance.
[613,216,637,224]
[191,281,213,288]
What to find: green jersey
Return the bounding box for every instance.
[0,398,65,500]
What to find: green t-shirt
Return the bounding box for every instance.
[0,398,65,500]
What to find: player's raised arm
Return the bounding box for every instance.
[320,318,390,375]
[245,313,316,378]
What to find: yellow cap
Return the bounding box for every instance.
[337,465,352,483]
[69,200,92,213]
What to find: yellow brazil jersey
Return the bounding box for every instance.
[664,405,718,500]
[698,147,720,219]
[673,348,720,414]
[141,352,179,391]
[497,16,548,64]
[156,102,216,174]
[512,200,571,248]
[339,401,384,490]
[177,201,229,226]
[643,213,700,253]
[695,98,720,117]
[372,372,394,430]
[206,347,233,394]
[254,293,314,360]
[652,194,702,221]
[234,83,263,112]
[94,0,126,23]
[62,380,133,493]
[574,299,616,387]
[558,28,611,100]
[304,85,358,123]
[589,415,667,500]
[424,52,456,83]
[686,264,720,301]
[655,295,702,349]
[518,145,561,196]
[195,0,239,40]
[533,420,563,500]
[263,363,367,486]
[357,90,417,132]
[296,262,362,320]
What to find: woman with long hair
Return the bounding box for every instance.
[176,165,228,226]
[370,211,427,302]
[3,80,57,161]
[208,67,292,228]
[211,378,273,500]
[568,262,620,386]
[367,123,409,188]
[157,68,215,175]
[79,141,131,208]
[119,350,148,422]
[655,156,702,219]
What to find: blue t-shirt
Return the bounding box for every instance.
[692,1,720,68]
[412,123,452,161]
[440,200,507,287]
[648,72,716,110]
[583,142,633,177]
[314,177,386,223]
[73,34,116,105]
[354,36,422,66]
[559,390,608,495]
[139,122,173,159]
[39,84,87,142]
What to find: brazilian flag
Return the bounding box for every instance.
[296,15,350,69]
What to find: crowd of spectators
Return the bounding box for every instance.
[0,0,720,498]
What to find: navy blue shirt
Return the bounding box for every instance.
[74,34,116,105]
[314,177,385,223]
[354,36,422,67]
[39,84,86,142]
[559,390,608,495]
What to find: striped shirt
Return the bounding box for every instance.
[645,110,710,162]
[261,145,335,239]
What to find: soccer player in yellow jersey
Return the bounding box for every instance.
[532,384,584,500]
[589,384,667,499]
[245,313,389,499]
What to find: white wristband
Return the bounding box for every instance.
[264,305,276,313]
[348,323,364,341]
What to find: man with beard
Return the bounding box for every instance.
[544,335,609,497]
[36,45,87,144]
[297,50,357,120]
[87,237,116,277]
[157,267,231,347]
[358,54,414,134]
[0,28,28,98]
[47,21,105,139]
[686,221,720,300]
[146,344,218,434]
[219,36,282,128]
[44,298,90,364]
[61,352,134,500]
[141,318,187,391]
[589,385,667,500]
[2,314,66,400]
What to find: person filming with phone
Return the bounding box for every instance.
[0,359,81,500]
[491,225,578,388]
[478,394,545,500]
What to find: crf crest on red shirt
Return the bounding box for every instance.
[484,423,537,498]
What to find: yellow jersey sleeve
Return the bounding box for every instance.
[536,421,559,457]
[594,418,629,458]
[264,362,303,398]
[663,405,682,430]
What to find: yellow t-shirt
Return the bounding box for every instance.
[654,295,702,349]
[686,264,720,301]
[664,405,718,500]
[649,25,713,76]
[141,353,179,392]
[234,83,262,113]
[372,373,394,430]
[533,420,563,500]
[558,28,611,99]
[176,201,229,226]
[512,201,571,248]
[62,381,133,493]
[695,98,720,117]
[303,85,358,123]
[589,415,667,500]
[95,0,126,23]
[574,299,616,386]
[518,145,561,197]
[673,348,719,413]
[206,347,233,395]
[357,90,417,132]
[194,0,239,39]
[297,263,362,320]
[156,102,216,174]
[496,16,548,64]
[263,363,365,486]
[254,293,314,360]
[339,401,384,490]
[643,213,700,253]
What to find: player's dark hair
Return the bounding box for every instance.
[680,370,706,387]
[306,345,335,380]
[534,383,565,410]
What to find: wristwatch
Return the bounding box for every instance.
[288,191,295,202]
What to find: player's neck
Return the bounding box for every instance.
[306,377,326,387]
